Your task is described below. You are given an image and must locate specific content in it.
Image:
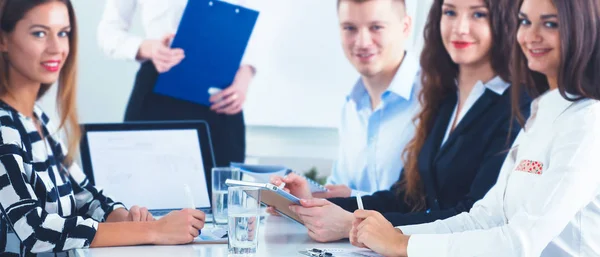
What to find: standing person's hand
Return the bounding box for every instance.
[151,209,205,245]
[137,33,185,73]
[209,65,254,115]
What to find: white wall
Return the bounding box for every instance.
[39,0,432,176]
[221,0,434,128]
[71,0,140,124]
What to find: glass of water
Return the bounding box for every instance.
[211,167,241,226]
[228,186,261,255]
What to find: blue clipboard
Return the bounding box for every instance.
[154,0,259,106]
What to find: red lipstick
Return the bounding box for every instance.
[41,60,61,72]
[452,41,473,49]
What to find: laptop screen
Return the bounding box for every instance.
[84,128,211,210]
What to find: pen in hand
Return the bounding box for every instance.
[183,184,201,235]
[183,183,196,210]
[356,195,364,210]
[278,175,288,189]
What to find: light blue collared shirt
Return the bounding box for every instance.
[327,52,421,196]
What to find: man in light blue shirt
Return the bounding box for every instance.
[267,0,422,242]
[317,0,421,197]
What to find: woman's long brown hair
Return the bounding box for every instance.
[511,0,600,126]
[0,0,80,166]
[396,0,517,211]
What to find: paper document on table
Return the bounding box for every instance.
[299,248,383,257]
[194,226,228,244]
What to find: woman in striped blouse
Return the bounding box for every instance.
[0,0,206,255]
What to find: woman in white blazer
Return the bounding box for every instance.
[348,0,600,256]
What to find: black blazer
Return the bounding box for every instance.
[330,86,531,226]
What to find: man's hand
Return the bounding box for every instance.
[312,184,352,198]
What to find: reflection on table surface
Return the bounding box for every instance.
[71,215,358,257]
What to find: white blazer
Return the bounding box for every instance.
[399,89,600,257]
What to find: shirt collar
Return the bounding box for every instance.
[386,51,420,100]
[0,100,46,122]
[536,89,579,120]
[482,76,510,95]
[33,105,50,125]
[464,76,510,96]
[347,51,420,104]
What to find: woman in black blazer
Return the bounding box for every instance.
[271,0,530,243]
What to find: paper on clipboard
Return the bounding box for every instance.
[154,0,259,106]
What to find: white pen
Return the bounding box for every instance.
[278,175,288,189]
[183,184,196,210]
[356,195,364,210]
[184,184,205,235]
[278,182,286,189]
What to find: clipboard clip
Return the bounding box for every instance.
[306,248,334,257]
[208,1,241,14]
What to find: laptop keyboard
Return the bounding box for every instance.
[151,209,213,223]
[151,210,171,217]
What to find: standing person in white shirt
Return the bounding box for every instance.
[96,0,256,167]
[349,0,600,256]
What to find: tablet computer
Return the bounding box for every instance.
[225,179,303,224]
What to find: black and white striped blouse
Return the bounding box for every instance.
[0,101,125,256]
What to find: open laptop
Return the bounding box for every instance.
[80,121,215,217]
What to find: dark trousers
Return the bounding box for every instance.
[124,61,245,167]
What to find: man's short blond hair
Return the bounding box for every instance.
[337,0,407,13]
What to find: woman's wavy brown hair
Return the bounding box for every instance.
[396,0,518,211]
[0,0,80,166]
[511,0,600,125]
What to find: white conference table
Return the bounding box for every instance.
[70,216,361,257]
